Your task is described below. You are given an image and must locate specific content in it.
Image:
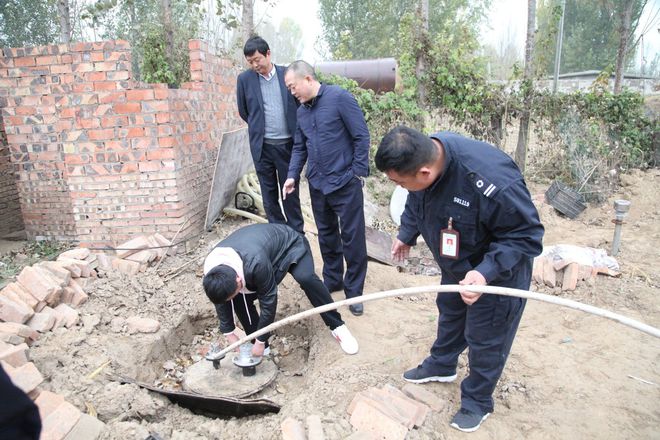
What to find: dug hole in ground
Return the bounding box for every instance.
[15,168,660,439]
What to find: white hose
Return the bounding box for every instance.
[206,284,660,361]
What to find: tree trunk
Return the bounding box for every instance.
[514,0,536,173]
[614,0,634,94]
[57,0,71,43]
[161,0,175,79]
[415,0,429,108]
[242,0,254,44]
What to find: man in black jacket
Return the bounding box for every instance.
[203,224,358,356]
[237,36,304,233]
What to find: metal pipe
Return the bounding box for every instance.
[611,199,631,256]
[206,283,660,363]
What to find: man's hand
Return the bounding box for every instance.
[282,178,296,200]
[251,340,265,357]
[458,270,487,305]
[391,238,411,262]
[225,332,240,351]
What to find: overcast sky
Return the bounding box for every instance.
[259,0,660,71]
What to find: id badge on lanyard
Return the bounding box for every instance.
[440,217,460,259]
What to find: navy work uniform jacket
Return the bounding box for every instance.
[236,65,299,162]
[287,84,370,193]
[213,224,308,342]
[398,132,544,288]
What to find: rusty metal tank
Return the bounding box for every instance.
[315,58,399,93]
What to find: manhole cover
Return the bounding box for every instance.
[183,356,278,399]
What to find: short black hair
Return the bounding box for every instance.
[203,265,238,304]
[375,126,438,175]
[243,36,269,57]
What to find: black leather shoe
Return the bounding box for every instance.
[349,303,364,316]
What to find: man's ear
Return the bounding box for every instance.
[235,275,242,289]
[417,166,432,180]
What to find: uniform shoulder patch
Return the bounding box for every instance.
[471,173,499,198]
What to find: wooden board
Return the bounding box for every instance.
[365,226,401,267]
[204,128,253,231]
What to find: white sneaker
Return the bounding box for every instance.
[331,324,359,355]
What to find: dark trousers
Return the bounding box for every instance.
[309,177,367,299]
[217,245,344,342]
[254,141,304,233]
[421,291,526,415]
[0,364,41,440]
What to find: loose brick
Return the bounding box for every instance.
[32,266,64,305]
[382,384,429,427]
[146,236,167,260]
[0,295,34,323]
[2,361,44,394]
[348,393,413,430]
[55,258,82,277]
[578,264,596,281]
[36,390,65,420]
[532,257,544,284]
[3,282,41,310]
[41,400,82,440]
[36,261,72,287]
[17,266,63,304]
[562,263,579,291]
[63,413,105,440]
[0,332,25,345]
[0,322,39,343]
[26,313,56,333]
[402,383,445,412]
[41,306,66,330]
[281,417,306,440]
[115,236,150,258]
[54,304,80,328]
[124,249,157,264]
[349,399,408,440]
[70,277,93,291]
[56,258,92,278]
[553,258,571,271]
[95,253,114,271]
[111,258,141,275]
[153,233,175,256]
[542,258,556,287]
[0,341,29,367]
[307,414,325,440]
[59,248,91,261]
[66,282,89,307]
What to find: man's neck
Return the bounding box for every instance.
[430,138,446,179]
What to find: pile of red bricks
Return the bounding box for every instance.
[102,233,174,275]
[532,256,619,291]
[281,383,443,440]
[0,246,105,439]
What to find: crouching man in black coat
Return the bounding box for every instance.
[203,223,358,356]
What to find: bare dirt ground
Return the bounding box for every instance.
[11,168,660,439]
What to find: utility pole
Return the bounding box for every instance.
[552,0,566,93]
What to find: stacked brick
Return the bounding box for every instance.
[107,233,174,275]
[281,384,440,440]
[0,248,105,439]
[0,39,242,247]
[532,256,620,291]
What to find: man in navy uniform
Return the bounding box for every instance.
[375,126,544,432]
[236,36,304,233]
[203,223,358,357]
[282,60,370,316]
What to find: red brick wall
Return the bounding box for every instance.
[0,108,25,237]
[0,40,242,246]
